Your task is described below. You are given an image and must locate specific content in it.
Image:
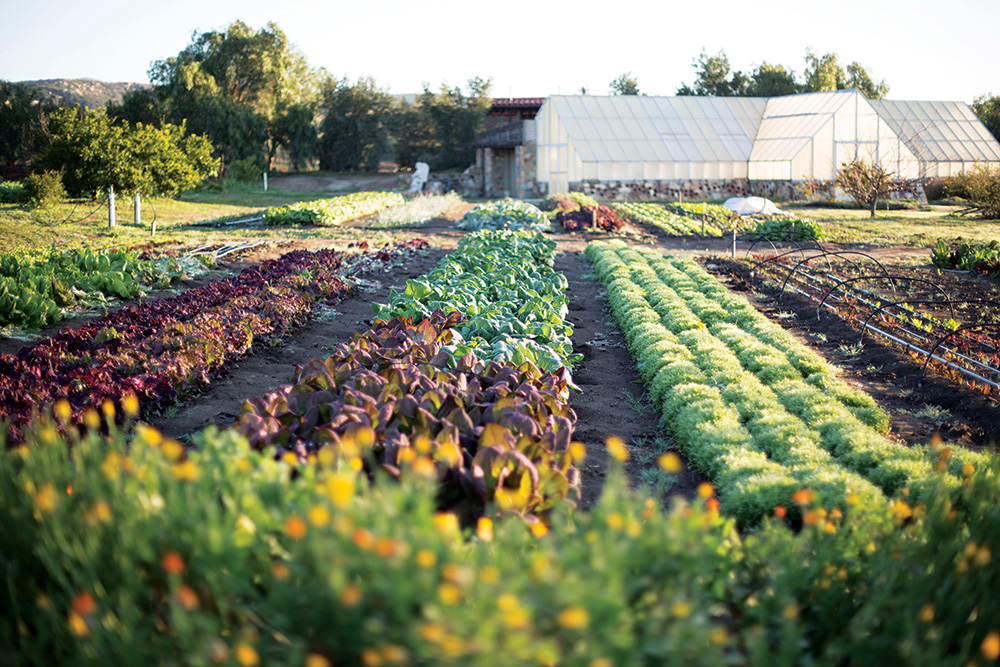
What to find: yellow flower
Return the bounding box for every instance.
[101,451,122,482]
[327,473,354,509]
[415,549,437,569]
[33,483,58,514]
[606,512,624,531]
[236,457,253,473]
[530,522,549,538]
[68,611,89,637]
[658,452,682,474]
[360,648,382,667]
[433,513,459,537]
[135,424,163,447]
[697,482,714,499]
[284,516,308,540]
[709,627,728,645]
[380,645,408,664]
[982,630,1000,661]
[476,516,493,542]
[308,504,331,527]
[438,582,462,606]
[306,654,332,667]
[101,399,115,420]
[53,399,72,423]
[557,606,590,629]
[82,408,101,431]
[782,603,800,620]
[162,439,185,462]
[671,600,692,618]
[975,546,992,568]
[590,660,613,667]
[569,441,587,463]
[962,463,975,477]
[235,642,260,667]
[605,435,628,462]
[420,623,445,643]
[919,603,935,623]
[171,460,200,482]
[121,393,139,418]
[479,565,500,585]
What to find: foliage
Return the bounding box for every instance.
[0,182,27,204]
[609,72,641,95]
[539,192,598,212]
[0,80,61,168]
[457,198,549,231]
[406,78,493,171]
[263,191,404,226]
[931,239,1000,278]
[956,161,1000,219]
[237,311,580,522]
[973,93,1000,143]
[22,171,66,209]
[835,158,899,217]
[367,192,464,228]
[373,230,579,373]
[226,157,262,184]
[41,107,217,197]
[149,21,319,171]
[557,205,625,232]
[614,202,722,236]
[3,396,1000,664]
[676,49,888,99]
[318,76,394,172]
[662,201,753,230]
[586,241,993,527]
[0,245,176,329]
[749,216,825,241]
[272,103,318,171]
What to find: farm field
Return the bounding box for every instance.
[2,188,1000,664]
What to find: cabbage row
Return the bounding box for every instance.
[587,240,993,526]
[456,198,550,232]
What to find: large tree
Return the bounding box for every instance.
[410,77,493,171]
[973,94,1000,143]
[745,63,801,97]
[149,21,319,170]
[677,50,747,96]
[0,80,60,168]
[803,49,888,99]
[318,76,393,172]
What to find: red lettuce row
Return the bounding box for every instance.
[557,205,626,232]
[237,310,580,522]
[0,242,428,444]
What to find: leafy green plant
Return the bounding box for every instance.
[931,239,1000,278]
[0,181,27,204]
[749,216,825,241]
[456,198,549,231]
[264,191,404,226]
[23,171,67,209]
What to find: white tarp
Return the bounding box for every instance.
[723,196,788,216]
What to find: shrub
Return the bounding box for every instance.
[957,161,1000,219]
[227,157,263,184]
[23,170,66,209]
[0,181,27,204]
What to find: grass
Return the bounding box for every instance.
[0,182,403,254]
[790,204,1000,247]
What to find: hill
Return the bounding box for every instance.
[17,78,149,109]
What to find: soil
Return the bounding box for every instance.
[5,201,999,508]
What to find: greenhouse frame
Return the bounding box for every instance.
[474,90,1000,200]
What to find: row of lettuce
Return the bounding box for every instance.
[587,240,993,526]
[3,229,1000,663]
[0,241,429,443]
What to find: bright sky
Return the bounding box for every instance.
[2,0,998,103]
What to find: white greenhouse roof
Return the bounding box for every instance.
[750,91,857,163]
[869,99,1000,164]
[544,95,766,164]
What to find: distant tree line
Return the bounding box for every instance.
[0,20,494,194]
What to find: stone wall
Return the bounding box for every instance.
[568,178,927,203]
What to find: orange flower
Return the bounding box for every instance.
[774,505,787,518]
[697,482,714,499]
[792,488,814,506]
[706,498,720,512]
[161,551,185,575]
[477,517,494,542]
[176,585,199,611]
[340,583,363,606]
[531,522,549,538]
[352,528,376,551]
[235,642,260,667]
[982,630,1000,661]
[72,592,96,616]
[557,606,590,629]
[284,516,308,540]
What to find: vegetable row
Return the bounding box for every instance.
[556,205,626,232]
[586,240,993,526]
[263,191,404,226]
[374,230,579,373]
[0,246,181,330]
[613,202,723,236]
[0,241,428,443]
[457,198,550,232]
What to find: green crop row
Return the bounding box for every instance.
[612,202,723,237]
[586,241,995,526]
[0,246,179,330]
[374,230,579,373]
[456,198,550,232]
[662,201,756,231]
[263,191,404,226]
[749,217,825,242]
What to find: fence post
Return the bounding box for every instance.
[134,192,141,226]
[731,229,736,258]
[263,172,268,191]
[108,186,116,229]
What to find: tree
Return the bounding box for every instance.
[408,77,493,171]
[803,49,888,99]
[609,72,641,95]
[957,162,1000,219]
[745,63,801,97]
[972,94,1000,143]
[835,158,901,217]
[676,50,747,96]
[149,21,319,171]
[0,80,59,167]
[41,106,217,196]
[318,76,393,172]
[390,98,435,170]
[272,102,318,171]
[106,88,165,128]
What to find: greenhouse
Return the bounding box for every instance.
[511,90,1000,200]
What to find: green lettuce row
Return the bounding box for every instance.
[611,202,722,237]
[263,191,404,226]
[373,230,578,373]
[589,243,890,526]
[590,241,994,505]
[456,198,550,232]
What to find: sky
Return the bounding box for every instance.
[2,0,998,104]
